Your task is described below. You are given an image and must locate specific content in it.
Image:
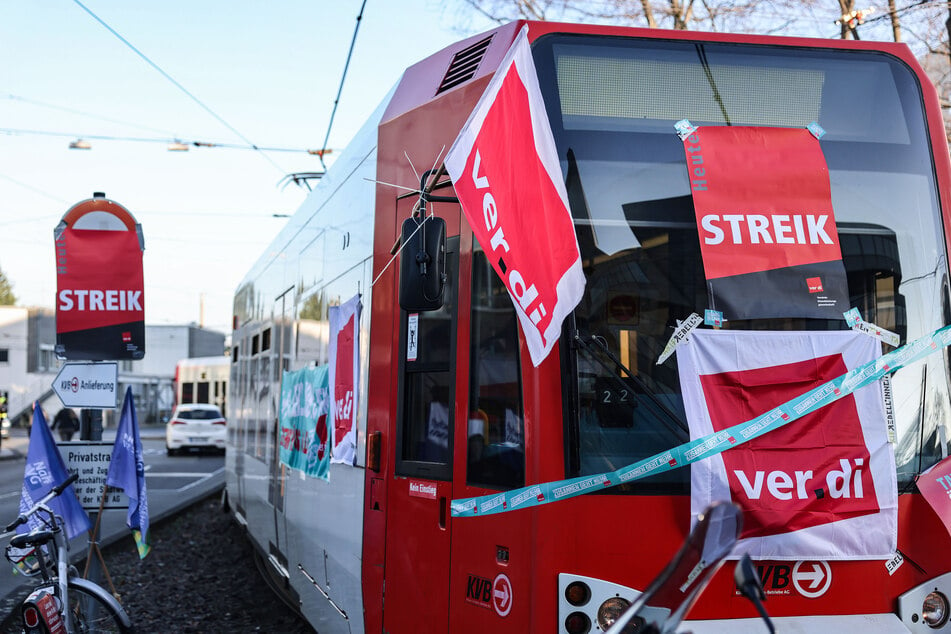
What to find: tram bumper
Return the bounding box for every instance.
[686,614,909,633]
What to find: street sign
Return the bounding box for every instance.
[52,362,119,408]
[55,193,145,361]
[61,442,128,510]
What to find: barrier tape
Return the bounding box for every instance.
[451,324,951,518]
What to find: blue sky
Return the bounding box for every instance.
[0,1,494,333]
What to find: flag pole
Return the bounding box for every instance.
[83,483,120,599]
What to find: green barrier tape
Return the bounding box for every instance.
[451,325,951,517]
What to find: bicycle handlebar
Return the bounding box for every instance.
[4,473,80,532]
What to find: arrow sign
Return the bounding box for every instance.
[52,362,118,408]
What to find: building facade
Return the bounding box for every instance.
[0,306,226,426]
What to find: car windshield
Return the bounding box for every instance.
[177,408,222,420]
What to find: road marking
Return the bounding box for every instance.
[177,467,225,492]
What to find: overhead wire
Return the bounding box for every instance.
[70,0,289,176]
[2,93,176,137]
[318,0,368,171]
[0,127,324,154]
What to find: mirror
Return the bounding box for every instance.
[399,215,446,312]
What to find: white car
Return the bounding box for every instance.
[165,404,226,456]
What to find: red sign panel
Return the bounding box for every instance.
[683,126,848,320]
[700,354,879,539]
[55,196,145,360]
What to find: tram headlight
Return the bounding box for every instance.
[923,591,950,628]
[597,597,630,629]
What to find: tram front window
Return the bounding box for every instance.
[531,34,951,492]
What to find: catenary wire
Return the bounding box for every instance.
[70,0,289,177]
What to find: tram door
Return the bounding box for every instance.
[384,202,462,633]
[268,286,294,568]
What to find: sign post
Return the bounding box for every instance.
[52,193,145,588]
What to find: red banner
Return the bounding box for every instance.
[445,26,584,366]
[677,330,897,559]
[329,294,361,465]
[684,127,848,320]
[55,197,145,360]
[917,456,951,539]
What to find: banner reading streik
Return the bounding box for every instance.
[684,127,848,320]
[445,25,585,366]
[55,196,145,360]
[329,294,361,465]
[677,330,897,559]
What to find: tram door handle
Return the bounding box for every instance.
[439,495,447,529]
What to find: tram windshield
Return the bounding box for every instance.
[532,35,951,493]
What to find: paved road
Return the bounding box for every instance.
[0,425,225,617]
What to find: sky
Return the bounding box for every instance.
[0,0,496,335]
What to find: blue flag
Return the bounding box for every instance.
[19,404,91,539]
[105,387,150,558]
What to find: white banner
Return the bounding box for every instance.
[677,329,897,559]
[329,294,362,465]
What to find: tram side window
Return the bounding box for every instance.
[467,250,525,489]
[398,240,459,480]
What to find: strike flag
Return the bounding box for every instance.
[677,330,897,559]
[329,294,361,465]
[918,455,951,540]
[18,405,91,539]
[683,127,848,320]
[55,197,145,360]
[106,387,151,558]
[445,25,585,366]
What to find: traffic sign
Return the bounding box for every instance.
[52,362,119,408]
[54,193,145,360]
[61,442,128,510]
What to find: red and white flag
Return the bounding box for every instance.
[445,26,584,366]
[329,294,361,465]
[677,330,897,559]
[684,126,849,320]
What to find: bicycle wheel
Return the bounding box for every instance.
[66,578,134,633]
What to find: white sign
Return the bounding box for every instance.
[62,442,128,510]
[52,362,118,408]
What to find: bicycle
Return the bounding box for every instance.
[4,473,134,633]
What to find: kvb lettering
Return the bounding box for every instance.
[734,458,865,500]
[471,150,549,336]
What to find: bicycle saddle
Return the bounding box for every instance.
[10,530,54,548]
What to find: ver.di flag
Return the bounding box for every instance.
[18,404,91,539]
[329,294,361,465]
[445,25,584,366]
[677,330,897,559]
[105,387,150,558]
[683,126,849,320]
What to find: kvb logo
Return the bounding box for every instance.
[700,354,879,538]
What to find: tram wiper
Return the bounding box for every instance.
[573,332,689,442]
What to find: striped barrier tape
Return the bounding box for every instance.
[451,324,951,517]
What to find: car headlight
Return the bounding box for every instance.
[923,591,950,628]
